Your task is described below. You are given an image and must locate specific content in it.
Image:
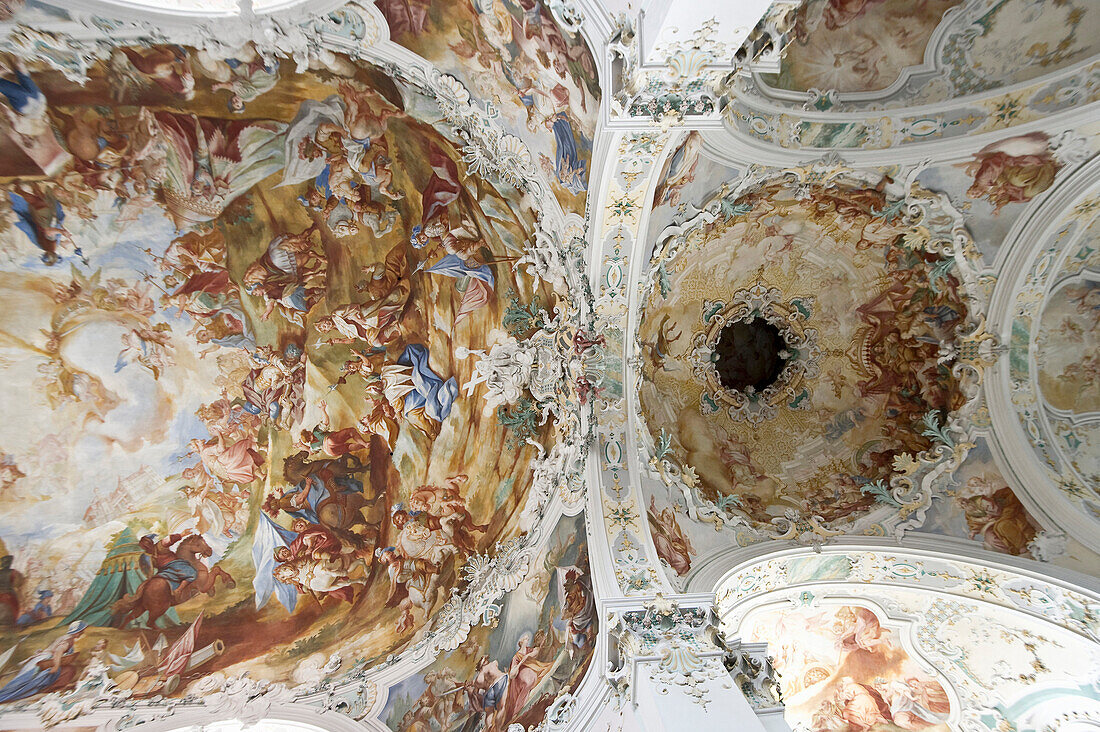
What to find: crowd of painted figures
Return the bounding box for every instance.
[0,8,586,705]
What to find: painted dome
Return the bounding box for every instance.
[637,177,975,533]
[0,26,595,705]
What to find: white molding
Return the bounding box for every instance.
[685,534,1100,599]
[702,101,1100,168]
[986,154,1100,555]
[39,0,351,22]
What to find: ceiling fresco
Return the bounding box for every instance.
[1036,277,1100,418]
[908,0,1100,102]
[918,432,1100,573]
[752,0,1100,104]
[743,603,953,732]
[633,127,1100,578]
[382,512,594,732]
[373,0,599,215]
[1035,273,1100,492]
[645,132,742,250]
[922,436,1037,557]
[0,15,594,718]
[913,128,1095,268]
[0,0,1094,729]
[721,554,1100,732]
[636,172,982,537]
[759,0,962,95]
[723,0,1100,153]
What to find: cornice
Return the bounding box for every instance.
[685,533,1100,598]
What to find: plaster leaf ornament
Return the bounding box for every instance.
[1027,531,1068,562]
[458,339,537,408]
[892,453,922,475]
[609,595,731,709]
[688,284,820,426]
[719,638,784,712]
[190,674,295,726]
[415,534,536,656]
[517,227,571,291]
[546,0,584,33]
[1047,130,1091,167]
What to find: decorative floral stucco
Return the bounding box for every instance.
[636,163,990,543]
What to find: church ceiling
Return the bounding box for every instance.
[636,166,987,542]
[723,0,1100,150]
[0,0,1094,729]
[383,512,594,732]
[720,550,1100,732]
[763,0,962,95]
[631,115,1100,581]
[743,603,955,732]
[756,0,1100,103]
[0,0,597,727]
[373,0,600,216]
[995,170,1100,556]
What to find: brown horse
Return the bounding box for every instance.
[112,535,235,628]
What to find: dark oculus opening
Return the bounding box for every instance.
[712,318,788,392]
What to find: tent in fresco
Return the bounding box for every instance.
[63,527,180,628]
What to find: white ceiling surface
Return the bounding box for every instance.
[172,722,329,732]
[45,0,327,16]
[634,0,775,64]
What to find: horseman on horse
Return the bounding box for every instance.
[138,532,198,604]
[111,532,234,628]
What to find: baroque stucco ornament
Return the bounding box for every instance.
[605,2,800,122]
[608,595,732,710]
[0,1,385,82]
[688,284,821,425]
[637,159,993,546]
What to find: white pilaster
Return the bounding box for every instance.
[605,593,789,732]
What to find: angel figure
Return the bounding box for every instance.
[646,496,695,576]
[192,47,280,113]
[408,475,487,554]
[186,432,264,488]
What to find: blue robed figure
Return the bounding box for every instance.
[550,112,587,194]
[425,254,495,324]
[397,344,458,424]
[0,621,86,703]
